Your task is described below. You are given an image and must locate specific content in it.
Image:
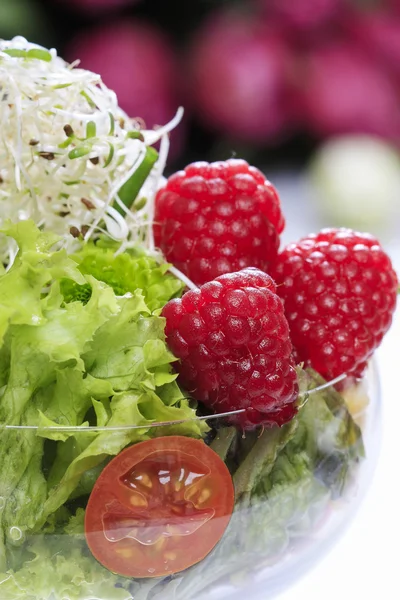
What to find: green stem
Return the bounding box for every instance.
[210,427,236,461]
[116,147,158,214]
[306,368,364,456]
[233,421,297,503]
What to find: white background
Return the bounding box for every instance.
[275,172,400,600]
[278,309,400,600]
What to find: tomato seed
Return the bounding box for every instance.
[130,494,148,507]
[171,505,184,515]
[197,488,211,504]
[141,474,152,488]
[155,537,166,551]
[185,486,199,501]
[116,548,133,558]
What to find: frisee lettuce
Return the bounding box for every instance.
[0,220,205,576]
[62,241,185,311]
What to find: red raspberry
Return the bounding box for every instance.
[162,268,299,430]
[154,159,284,285]
[273,228,398,381]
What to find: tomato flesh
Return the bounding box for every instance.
[85,436,235,578]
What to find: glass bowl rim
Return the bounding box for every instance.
[0,372,350,432]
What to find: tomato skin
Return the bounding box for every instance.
[85,436,235,578]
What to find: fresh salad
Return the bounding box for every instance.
[0,37,397,600]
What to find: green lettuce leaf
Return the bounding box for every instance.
[0,221,85,344]
[0,533,133,600]
[0,221,203,576]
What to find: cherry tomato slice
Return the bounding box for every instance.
[84,436,235,578]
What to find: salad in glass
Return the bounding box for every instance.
[0,37,397,600]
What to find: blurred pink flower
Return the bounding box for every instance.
[59,0,138,14]
[296,42,400,141]
[258,0,342,32]
[385,0,400,13]
[347,10,400,79]
[187,10,295,144]
[65,21,184,160]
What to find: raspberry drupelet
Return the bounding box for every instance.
[162,268,299,430]
[273,228,398,382]
[154,159,285,285]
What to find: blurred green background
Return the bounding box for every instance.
[1,0,400,239]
